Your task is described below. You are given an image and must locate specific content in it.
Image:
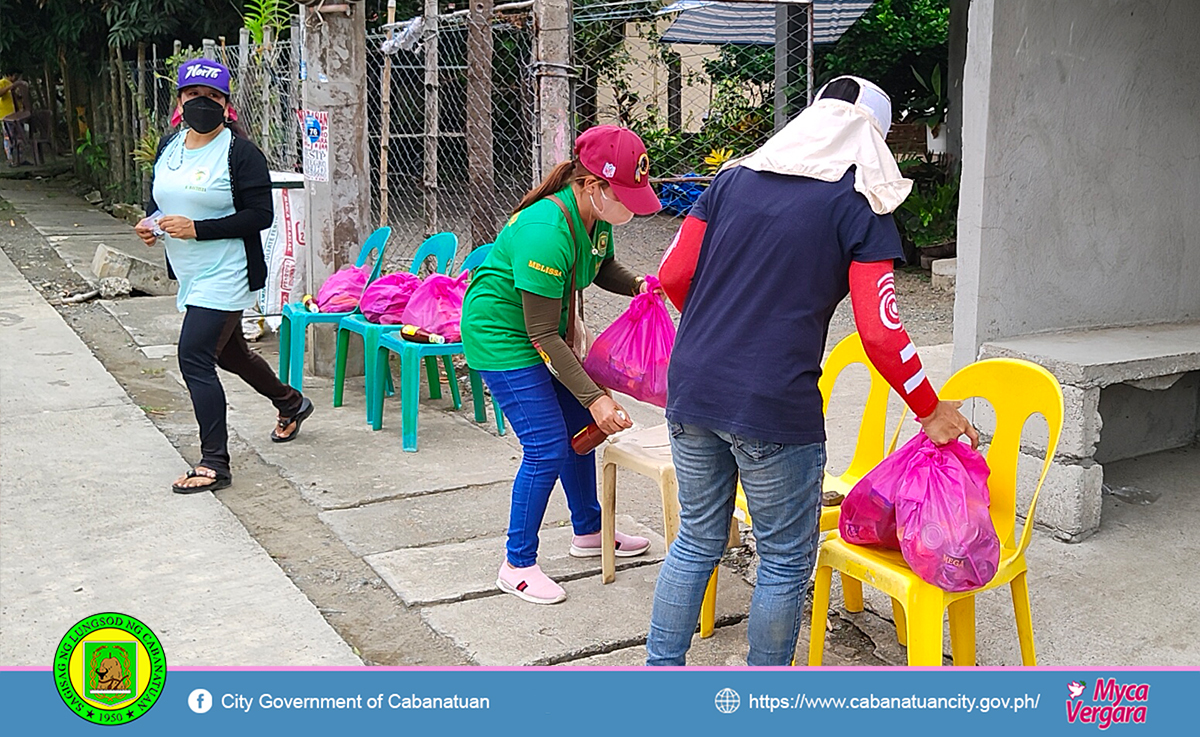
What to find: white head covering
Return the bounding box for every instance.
[724,76,912,215]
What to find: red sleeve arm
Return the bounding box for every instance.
[657,215,706,311]
[849,260,941,419]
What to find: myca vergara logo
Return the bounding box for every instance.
[54,613,166,726]
[1066,677,1149,730]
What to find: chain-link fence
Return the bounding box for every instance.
[72,39,302,207]
[367,9,537,269]
[145,39,301,171]
[574,0,812,217]
[364,0,814,267]
[81,2,816,263]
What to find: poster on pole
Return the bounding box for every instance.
[258,173,307,331]
[297,109,330,182]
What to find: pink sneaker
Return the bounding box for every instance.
[496,562,566,605]
[569,530,650,558]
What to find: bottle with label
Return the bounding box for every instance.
[570,411,628,455]
[301,294,320,313]
[399,324,446,344]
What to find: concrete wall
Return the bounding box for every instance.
[1095,373,1200,464]
[595,22,725,135]
[954,0,1200,369]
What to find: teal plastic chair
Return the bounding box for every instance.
[370,244,506,450]
[333,232,459,421]
[278,226,391,392]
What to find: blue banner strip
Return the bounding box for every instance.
[4,668,1192,734]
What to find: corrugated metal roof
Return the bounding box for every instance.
[658,1,876,46]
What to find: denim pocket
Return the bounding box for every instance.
[732,435,785,461]
[667,420,686,439]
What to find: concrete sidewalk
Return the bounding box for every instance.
[5,178,1199,667]
[0,246,359,666]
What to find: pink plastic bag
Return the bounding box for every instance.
[581,275,676,407]
[839,433,928,549]
[894,435,1000,592]
[316,265,370,313]
[400,271,469,341]
[360,272,421,324]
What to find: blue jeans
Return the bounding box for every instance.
[646,421,825,666]
[478,364,602,568]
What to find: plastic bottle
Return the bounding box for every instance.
[399,324,446,344]
[571,411,628,455]
[301,294,320,313]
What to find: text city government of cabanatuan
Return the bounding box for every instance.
[221,693,491,711]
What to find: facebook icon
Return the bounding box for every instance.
[188,688,213,714]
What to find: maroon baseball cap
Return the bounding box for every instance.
[575,126,662,216]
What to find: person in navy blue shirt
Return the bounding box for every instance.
[648,77,977,666]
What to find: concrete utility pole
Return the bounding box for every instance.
[301,1,372,375]
[467,0,497,248]
[534,0,572,179]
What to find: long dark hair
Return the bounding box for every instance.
[512,160,598,215]
[224,115,251,141]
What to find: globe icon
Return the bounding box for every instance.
[714,688,740,714]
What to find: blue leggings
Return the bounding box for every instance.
[478,364,601,567]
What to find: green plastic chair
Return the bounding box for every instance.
[370,244,506,450]
[333,232,459,422]
[278,226,391,392]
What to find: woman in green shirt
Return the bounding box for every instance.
[462,126,663,605]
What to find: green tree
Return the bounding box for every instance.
[815,0,950,120]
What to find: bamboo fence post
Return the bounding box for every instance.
[238,28,251,116]
[119,49,134,201]
[378,0,398,227]
[261,26,274,152]
[107,46,121,192]
[467,0,497,247]
[57,46,77,156]
[138,43,150,203]
[423,0,440,237]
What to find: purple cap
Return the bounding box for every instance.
[176,59,232,97]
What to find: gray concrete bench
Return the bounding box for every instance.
[980,322,1200,541]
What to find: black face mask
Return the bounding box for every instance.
[182,97,226,134]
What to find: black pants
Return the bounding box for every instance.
[178,306,302,476]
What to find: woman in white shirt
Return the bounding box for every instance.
[136,60,314,494]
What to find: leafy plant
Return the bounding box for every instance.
[816,0,950,122]
[104,0,191,47]
[75,129,110,179]
[243,0,294,45]
[911,64,948,133]
[132,130,160,174]
[898,177,959,248]
[703,148,734,174]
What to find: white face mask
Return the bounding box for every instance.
[589,188,634,226]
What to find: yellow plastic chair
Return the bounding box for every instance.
[808,358,1064,666]
[700,332,905,637]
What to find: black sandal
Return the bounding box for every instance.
[271,397,314,443]
[172,467,232,494]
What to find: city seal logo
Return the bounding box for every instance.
[54,613,166,726]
